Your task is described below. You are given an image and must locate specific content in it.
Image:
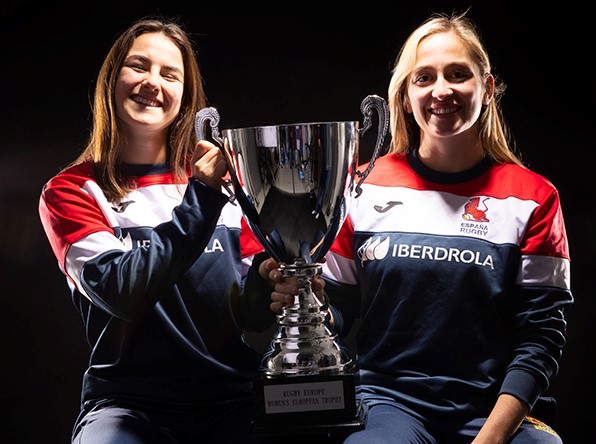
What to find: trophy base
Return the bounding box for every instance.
[252,373,365,437]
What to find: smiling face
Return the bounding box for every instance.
[406,31,493,142]
[114,32,185,138]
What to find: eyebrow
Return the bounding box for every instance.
[413,61,472,71]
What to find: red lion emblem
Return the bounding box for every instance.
[463,197,490,222]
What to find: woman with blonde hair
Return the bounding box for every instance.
[270,11,573,443]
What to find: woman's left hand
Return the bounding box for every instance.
[191,140,227,190]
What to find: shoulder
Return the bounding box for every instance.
[40,161,101,212]
[489,162,560,201]
[43,161,95,190]
[359,152,407,171]
[358,153,410,186]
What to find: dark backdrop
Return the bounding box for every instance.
[1,1,592,443]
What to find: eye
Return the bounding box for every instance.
[161,68,184,82]
[163,72,181,81]
[448,69,473,82]
[124,62,147,73]
[412,73,432,84]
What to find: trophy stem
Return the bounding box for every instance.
[260,263,353,377]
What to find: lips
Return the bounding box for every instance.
[131,95,161,107]
[429,106,459,115]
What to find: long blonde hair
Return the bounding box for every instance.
[72,17,206,201]
[387,11,523,166]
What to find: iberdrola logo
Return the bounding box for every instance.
[462,197,490,222]
[357,236,390,266]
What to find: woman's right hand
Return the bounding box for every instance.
[191,140,227,190]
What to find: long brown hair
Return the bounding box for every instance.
[73,17,206,201]
[387,11,524,166]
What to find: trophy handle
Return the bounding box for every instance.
[355,95,389,197]
[195,107,236,203]
[195,107,224,146]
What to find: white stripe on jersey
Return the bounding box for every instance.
[83,180,185,228]
[66,231,127,298]
[517,255,571,290]
[322,251,358,285]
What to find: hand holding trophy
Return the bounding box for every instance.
[195,95,388,436]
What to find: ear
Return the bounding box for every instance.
[483,74,495,105]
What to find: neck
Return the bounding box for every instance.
[418,132,485,173]
[120,127,168,164]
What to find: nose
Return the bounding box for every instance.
[141,69,160,91]
[432,77,453,100]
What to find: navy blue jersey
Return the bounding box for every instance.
[323,151,573,419]
[39,161,264,407]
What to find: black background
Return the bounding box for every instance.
[0,1,593,443]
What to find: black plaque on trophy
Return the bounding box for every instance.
[253,371,366,435]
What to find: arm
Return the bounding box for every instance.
[40,176,228,320]
[38,142,231,320]
[234,252,278,332]
[476,186,573,442]
[472,394,528,444]
[319,217,361,338]
[499,188,573,409]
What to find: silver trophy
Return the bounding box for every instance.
[196,95,388,435]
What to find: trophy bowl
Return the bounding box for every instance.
[196,95,388,435]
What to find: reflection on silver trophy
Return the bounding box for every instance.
[195,95,388,435]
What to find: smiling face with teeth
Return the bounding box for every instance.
[114,31,185,161]
[405,31,493,155]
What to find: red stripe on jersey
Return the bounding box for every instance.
[39,163,113,267]
[329,216,355,259]
[240,218,264,258]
